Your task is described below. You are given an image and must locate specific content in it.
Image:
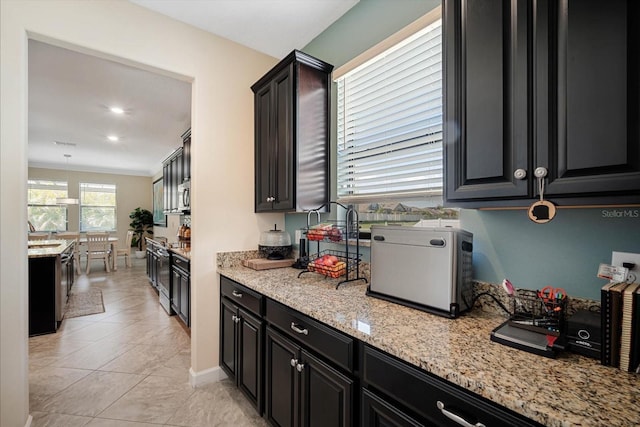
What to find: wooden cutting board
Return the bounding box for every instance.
[242,258,295,270]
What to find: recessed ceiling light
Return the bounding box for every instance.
[107,135,119,142]
[110,107,124,114]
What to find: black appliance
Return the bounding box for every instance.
[566,310,601,359]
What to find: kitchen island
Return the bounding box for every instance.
[218,257,639,427]
[28,239,75,336]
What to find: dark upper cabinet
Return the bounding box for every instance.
[162,128,191,213]
[252,50,333,212]
[444,0,640,207]
[182,128,191,181]
[163,147,183,213]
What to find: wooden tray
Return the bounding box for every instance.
[242,258,295,270]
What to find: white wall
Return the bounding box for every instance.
[1,1,282,425]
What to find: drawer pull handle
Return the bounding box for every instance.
[437,401,486,427]
[296,363,305,373]
[232,290,243,298]
[290,358,298,367]
[290,322,308,335]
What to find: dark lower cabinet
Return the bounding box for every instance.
[361,389,422,427]
[145,239,159,290]
[170,253,190,327]
[360,344,542,427]
[265,326,354,427]
[28,256,57,336]
[220,276,265,414]
[221,298,264,412]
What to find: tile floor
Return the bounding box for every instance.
[29,256,268,427]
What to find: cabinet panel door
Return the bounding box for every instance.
[266,327,299,427]
[220,298,238,380]
[179,272,189,326]
[445,0,530,201]
[272,64,295,211]
[361,389,423,427]
[255,83,274,212]
[171,267,180,312]
[238,309,263,412]
[300,350,353,427]
[536,0,640,196]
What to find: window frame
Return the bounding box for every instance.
[27,179,69,232]
[334,6,444,207]
[79,182,117,232]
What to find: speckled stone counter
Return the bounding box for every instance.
[28,239,74,258]
[217,257,639,427]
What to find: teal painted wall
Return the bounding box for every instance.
[462,208,639,300]
[304,0,440,68]
[287,0,640,301]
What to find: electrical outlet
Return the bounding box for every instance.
[612,251,640,283]
[295,229,302,243]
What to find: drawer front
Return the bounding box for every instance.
[172,254,190,274]
[266,299,354,373]
[220,275,264,317]
[361,345,542,427]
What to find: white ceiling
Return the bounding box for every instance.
[129,0,359,59]
[28,0,359,176]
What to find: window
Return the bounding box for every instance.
[80,183,116,231]
[334,7,457,227]
[27,180,68,231]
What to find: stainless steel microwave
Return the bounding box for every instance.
[177,180,190,212]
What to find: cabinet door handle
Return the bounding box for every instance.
[232,290,243,298]
[296,363,305,373]
[436,401,486,427]
[231,314,240,323]
[513,168,527,180]
[290,358,298,367]
[290,322,308,335]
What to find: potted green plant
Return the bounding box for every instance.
[129,207,154,258]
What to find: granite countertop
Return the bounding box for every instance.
[146,237,191,260]
[217,264,640,427]
[169,246,191,260]
[28,239,74,258]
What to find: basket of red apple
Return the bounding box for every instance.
[307,251,347,278]
[306,223,343,242]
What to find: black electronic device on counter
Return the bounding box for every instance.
[566,309,601,359]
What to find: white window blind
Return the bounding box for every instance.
[336,18,443,204]
[80,182,117,231]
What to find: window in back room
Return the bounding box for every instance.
[333,7,458,232]
[80,182,117,232]
[27,179,69,231]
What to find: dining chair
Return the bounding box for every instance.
[114,230,134,270]
[56,231,81,274]
[85,232,111,274]
[28,232,50,241]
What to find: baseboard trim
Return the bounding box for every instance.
[24,414,33,427]
[189,366,227,387]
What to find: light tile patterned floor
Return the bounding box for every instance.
[29,257,268,427]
